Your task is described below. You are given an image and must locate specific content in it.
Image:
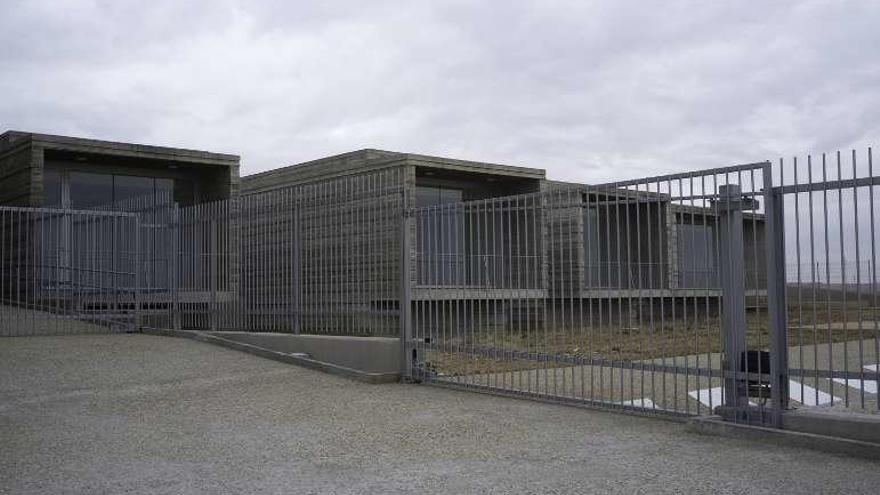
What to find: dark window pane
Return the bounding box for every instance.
[154,178,174,204]
[43,169,62,207]
[114,175,154,205]
[678,223,717,287]
[416,186,438,207]
[415,185,465,286]
[416,186,463,207]
[584,206,602,287]
[70,172,113,209]
[439,188,462,204]
[174,179,194,206]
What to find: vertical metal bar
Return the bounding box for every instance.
[869,147,879,412]
[793,157,806,404]
[565,189,579,402]
[837,151,849,407]
[1,210,5,335]
[806,156,819,406]
[852,149,865,407]
[632,183,644,408]
[626,184,636,408]
[133,211,141,331]
[585,190,595,404]
[765,162,789,423]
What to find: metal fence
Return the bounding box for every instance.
[132,167,407,336]
[407,151,879,424]
[0,206,139,336]
[2,147,878,428]
[776,149,880,413]
[408,164,776,422]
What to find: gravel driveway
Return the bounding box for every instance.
[1,334,878,494]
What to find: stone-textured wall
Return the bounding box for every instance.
[0,138,35,206]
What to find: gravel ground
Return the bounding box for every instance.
[1,334,878,494]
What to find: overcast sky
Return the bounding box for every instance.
[1,1,878,183]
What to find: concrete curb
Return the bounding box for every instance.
[687,416,880,460]
[141,328,401,384]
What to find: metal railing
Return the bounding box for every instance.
[408,166,779,422]
[775,149,880,413]
[3,146,878,430]
[0,206,140,336]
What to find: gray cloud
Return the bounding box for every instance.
[1,0,878,183]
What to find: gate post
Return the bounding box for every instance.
[399,207,414,380]
[763,164,789,425]
[717,184,750,415]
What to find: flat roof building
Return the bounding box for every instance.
[0,131,763,338]
[0,131,240,208]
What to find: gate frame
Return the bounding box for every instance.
[763,162,790,426]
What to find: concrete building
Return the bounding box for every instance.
[0,131,240,331]
[239,149,548,334]
[240,149,765,335]
[0,131,239,208]
[0,131,765,336]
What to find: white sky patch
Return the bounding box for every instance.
[1,1,878,179]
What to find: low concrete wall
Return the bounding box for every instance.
[206,332,400,374]
[781,408,880,445]
[688,415,880,460]
[144,329,401,383]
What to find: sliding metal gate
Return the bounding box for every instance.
[407,152,879,424]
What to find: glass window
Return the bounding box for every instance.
[43,169,62,207]
[173,179,194,206]
[439,188,463,204]
[416,186,438,207]
[415,185,466,285]
[678,223,717,287]
[70,172,113,209]
[155,178,174,204]
[114,175,155,205]
[416,186,463,207]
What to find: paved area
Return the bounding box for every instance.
[0,305,109,337]
[1,334,879,494]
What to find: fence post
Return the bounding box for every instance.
[171,203,181,330]
[210,214,218,331]
[292,209,302,334]
[763,164,789,425]
[133,214,141,331]
[717,184,750,416]
[400,206,414,380]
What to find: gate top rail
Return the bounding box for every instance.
[0,205,137,217]
[594,161,770,188]
[773,175,880,195]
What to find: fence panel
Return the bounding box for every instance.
[5,146,876,425]
[0,206,139,336]
[410,164,775,422]
[776,148,880,413]
[148,168,408,336]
